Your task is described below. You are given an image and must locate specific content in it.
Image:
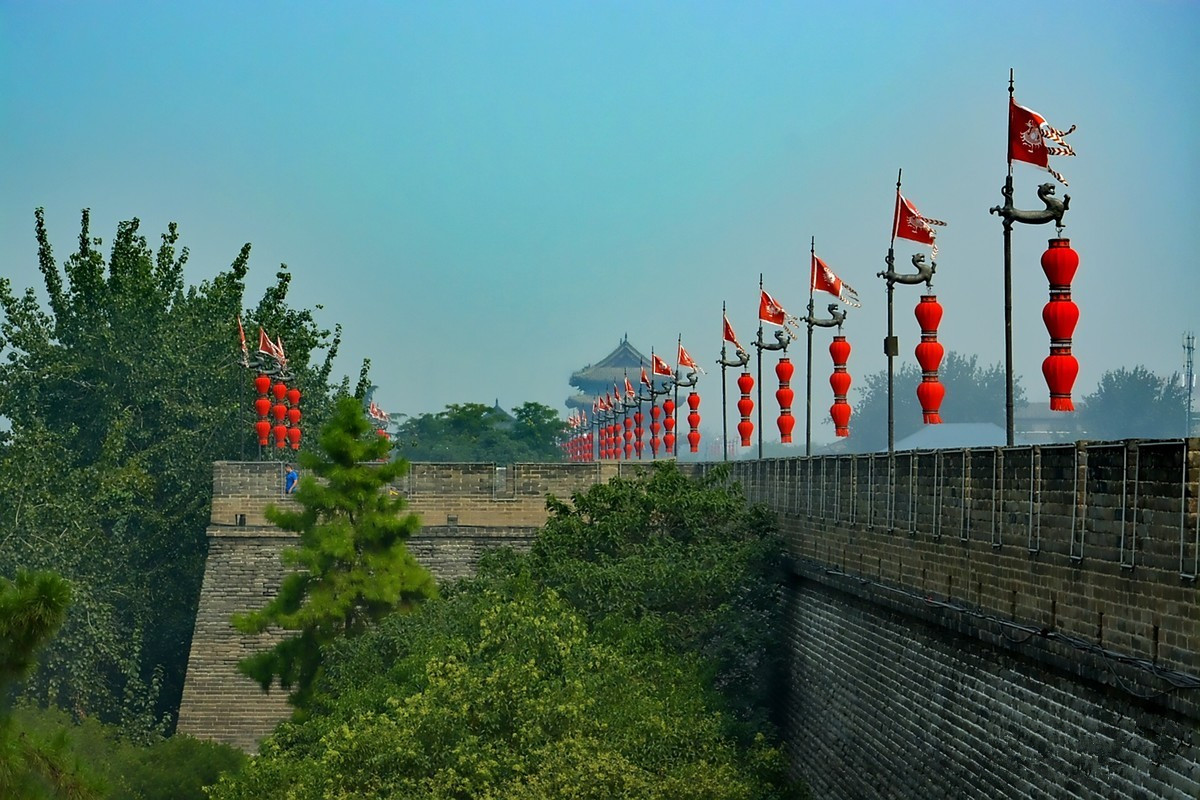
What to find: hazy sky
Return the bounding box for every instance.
[2,1,1197,445]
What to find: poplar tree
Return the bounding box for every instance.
[234,396,437,710]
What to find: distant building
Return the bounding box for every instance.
[566,336,651,413]
[1015,401,1087,444]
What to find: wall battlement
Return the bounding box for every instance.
[178,446,1199,794]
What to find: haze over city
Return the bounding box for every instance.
[3,1,1197,444]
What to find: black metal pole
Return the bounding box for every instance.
[887,267,895,454]
[756,329,764,460]
[805,299,814,457]
[1003,176,1015,448]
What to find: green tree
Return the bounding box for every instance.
[0,570,100,799]
[233,396,437,710]
[846,351,1023,452]
[0,209,350,732]
[1081,365,1188,440]
[393,401,565,462]
[211,578,791,799]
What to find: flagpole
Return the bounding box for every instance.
[720,303,729,462]
[806,241,815,457]
[757,274,765,460]
[674,334,681,458]
[1003,68,1016,447]
[887,168,902,455]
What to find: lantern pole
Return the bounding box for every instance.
[800,238,845,455]
[757,274,765,460]
[989,69,1071,446]
[717,301,750,462]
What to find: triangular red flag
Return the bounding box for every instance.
[640,366,652,389]
[811,256,861,307]
[678,344,697,370]
[625,377,635,399]
[722,314,744,352]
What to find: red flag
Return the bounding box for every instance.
[811,255,861,308]
[640,365,652,389]
[1008,97,1076,185]
[275,336,288,366]
[257,328,277,357]
[893,194,945,246]
[237,316,249,365]
[652,354,673,377]
[625,376,635,399]
[759,289,787,326]
[678,344,696,370]
[722,314,744,352]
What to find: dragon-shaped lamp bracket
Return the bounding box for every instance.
[802,302,846,333]
[990,181,1070,237]
[878,252,936,291]
[674,370,699,389]
[717,346,750,369]
[754,327,792,353]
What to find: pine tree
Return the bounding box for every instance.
[233,396,437,710]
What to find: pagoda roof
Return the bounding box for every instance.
[569,337,650,390]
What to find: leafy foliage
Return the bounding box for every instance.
[846,350,1023,451]
[212,578,791,799]
[393,401,566,462]
[0,209,351,732]
[12,705,245,800]
[0,570,98,799]
[211,462,800,797]
[234,396,437,710]
[1081,365,1188,440]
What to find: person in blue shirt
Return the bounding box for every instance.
[284,464,299,494]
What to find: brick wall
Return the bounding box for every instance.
[717,439,1200,796]
[177,460,617,748]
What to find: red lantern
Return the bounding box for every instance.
[287,387,301,406]
[272,382,287,400]
[829,335,852,437]
[686,391,701,453]
[736,372,754,447]
[775,357,795,443]
[914,294,945,424]
[273,424,288,448]
[287,407,302,425]
[271,403,285,421]
[254,397,271,418]
[254,419,271,446]
[1041,238,1080,411]
[624,417,634,460]
[254,374,271,395]
[288,427,302,449]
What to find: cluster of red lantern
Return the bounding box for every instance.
[663,398,676,454]
[1041,238,1080,411]
[649,404,662,456]
[253,374,301,450]
[736,372,755,446]
[634,409,644,457]
[775,357,795,443]
[623,417,634,459]
[914,294,945,423]
[565,416,592,461]
[829,336,852,437]
[686,391,702,453]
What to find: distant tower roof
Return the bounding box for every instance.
[566,337,650,412]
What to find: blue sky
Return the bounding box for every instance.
[2,1,1197,444]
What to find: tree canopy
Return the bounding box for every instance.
[1080,365,1188,440]
[392,401,566,462]
[0,209,354,732]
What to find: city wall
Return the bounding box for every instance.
[178,445,1199,796]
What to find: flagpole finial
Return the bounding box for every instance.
[896,168,902,190]
[1008,68,1014,95]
